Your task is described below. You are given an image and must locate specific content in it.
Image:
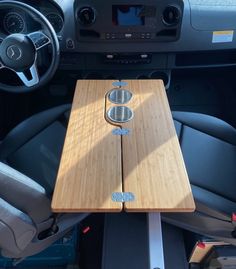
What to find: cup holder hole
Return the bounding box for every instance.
[108,89,132,104]
[107,106,134,123]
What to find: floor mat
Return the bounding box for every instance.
[78,214,105,269]
[163,223,189,269]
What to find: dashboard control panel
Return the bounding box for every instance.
[75,0,184,42]
[104,53,152,64]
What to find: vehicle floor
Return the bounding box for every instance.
[0,214,189,269]
[79,215,203,269]
[79,214,189,269]
[80,223,189,269]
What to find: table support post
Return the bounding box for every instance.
[148,213,165,269]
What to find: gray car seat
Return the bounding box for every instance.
[0,105,88,259]
[163,112,236,245]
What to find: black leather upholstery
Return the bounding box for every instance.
[173,112,236,204]
[163,112,236,244]
[0,105,90,259]
[173,111,236,146]
[0,105,71,195]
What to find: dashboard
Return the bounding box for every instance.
[0,0,64,36]
[1,0,236,74]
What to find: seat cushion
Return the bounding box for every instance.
[0,105,71,195]
[173,112,236,204]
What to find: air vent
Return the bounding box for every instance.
[162,6,181,26]
[77,7,96,26]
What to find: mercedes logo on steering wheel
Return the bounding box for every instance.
[7,45,22,61]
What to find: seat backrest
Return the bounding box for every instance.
[0,162,52,224]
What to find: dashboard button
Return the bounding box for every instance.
[106,54,114,59]
[125,33,132,38]
[105,33,111,39]
[66,39,75,49]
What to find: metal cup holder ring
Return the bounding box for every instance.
[107,106,134,124]
[108,89,133,104]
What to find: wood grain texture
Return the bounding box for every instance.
[52,79,195,213]
[52,80,123,212]
[121,80,195,212]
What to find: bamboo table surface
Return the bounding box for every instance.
[52,80,122,212]
[52,79,195,213]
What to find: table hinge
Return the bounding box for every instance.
[112,128,131,136]
[112,81,128,87]
[112,192,135,202]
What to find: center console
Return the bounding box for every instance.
[74,0,184,42]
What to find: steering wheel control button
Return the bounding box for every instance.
[108,89,133,104]
[35,37,50,49]
[0,34,35,72]
[28,32,50,50]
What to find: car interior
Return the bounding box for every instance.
[0,0,236,269]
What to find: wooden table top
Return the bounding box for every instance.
[52,80,122,212]
[52,80,195,213]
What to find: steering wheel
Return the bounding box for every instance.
[0,0,60,93]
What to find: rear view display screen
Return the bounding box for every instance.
[112,5,145,26]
